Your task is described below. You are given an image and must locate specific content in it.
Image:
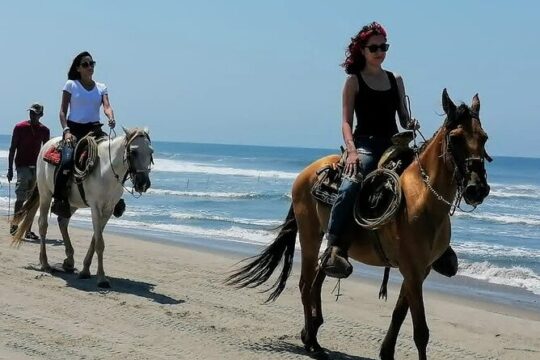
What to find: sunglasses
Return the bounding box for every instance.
[80,61,96,68]
[364,43,390,53]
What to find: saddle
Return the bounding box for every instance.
[311,131,415,228]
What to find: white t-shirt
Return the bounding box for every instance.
[63,80,108,124]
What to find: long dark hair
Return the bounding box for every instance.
[341,22,387,74]
[67,51,92,80]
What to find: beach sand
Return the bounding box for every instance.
[1,219,539,360]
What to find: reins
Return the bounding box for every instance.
[405,95,477,215]
[108,128,145,198]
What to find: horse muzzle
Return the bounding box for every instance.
[463,181,490,206]
[133,173,151,193]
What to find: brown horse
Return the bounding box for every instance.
[227,89,490,359]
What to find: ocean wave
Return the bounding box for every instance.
[152,158,297,179]
[452,242,540,259]
[454,211,540,226]
[0,150,8,158]
[70,215,276,246]
[170,211,281,227]
[458,261,540,295]
[489,183,540,200]
[147,188,289,200]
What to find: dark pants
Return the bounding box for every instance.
[53,121,102,200]
[326,136,391,242]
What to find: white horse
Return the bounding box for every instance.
[12,127,153,288]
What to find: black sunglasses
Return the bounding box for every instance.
[364,43,390,53]
[80,61,96,68]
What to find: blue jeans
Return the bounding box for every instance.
[326,136,391,242]
[53,144,74,200]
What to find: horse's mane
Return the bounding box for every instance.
[417,103,471,154]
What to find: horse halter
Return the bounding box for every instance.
[109,128,153,195]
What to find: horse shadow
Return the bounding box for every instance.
[22,237,64,246]
[25,265,183,305]
[250,339,375,360]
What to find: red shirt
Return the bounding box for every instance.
[10,120,50,167]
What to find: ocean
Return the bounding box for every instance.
[1,134,539,307]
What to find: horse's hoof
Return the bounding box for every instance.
[62,260,75,273]
[97,280,111,288]
[78,271,91,279]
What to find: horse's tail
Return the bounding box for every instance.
[12,185,40,245]
[226,203,298,302]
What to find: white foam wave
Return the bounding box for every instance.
[152,158,297,179]
[489,183,540,200]
[458,261,540,295]
[105,218,275,245]
[148,188,261,199]
[454,211,540,226]
[170,211,280,227]
[453,242,540,259]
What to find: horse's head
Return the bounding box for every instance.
[442,89,490,206]
[124,127,153,193]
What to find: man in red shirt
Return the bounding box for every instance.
[7,103,50,239]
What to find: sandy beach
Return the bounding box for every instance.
[1,219,539,360]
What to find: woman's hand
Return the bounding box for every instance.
[108,117,116,129]
[344,150,359,177]
[63,130,74,143]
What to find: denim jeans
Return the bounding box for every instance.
[53,144,74,200]
[326,136,392,242]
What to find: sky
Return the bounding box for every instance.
[0,1,539,157]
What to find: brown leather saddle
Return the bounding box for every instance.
[311,131,415,207]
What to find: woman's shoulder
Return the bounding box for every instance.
[95,81,108,94]
[344,74,360,89]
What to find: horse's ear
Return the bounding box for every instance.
[442,88,457,128]
[471,93,480,114]
[122,126,130,136]
[144,127,149,135]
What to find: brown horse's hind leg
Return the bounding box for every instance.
[380,282,409,360]
[298,221,324,353]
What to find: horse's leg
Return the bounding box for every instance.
[38,195,52,272]
[79,234,95,279]
[91,207,112,288]
[404,273,429,360]
[58,211,76,272]
[298,218,324,352]
[310,264,326,343]
[380,282,409,360]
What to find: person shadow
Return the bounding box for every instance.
[25,264,183,305]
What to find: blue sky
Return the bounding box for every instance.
[1,1,539,157]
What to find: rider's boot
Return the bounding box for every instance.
[322,234,353,278]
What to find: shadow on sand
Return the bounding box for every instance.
[24,265,183,305]
[248,339,376,360]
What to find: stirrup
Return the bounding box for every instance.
[321,246,353,279]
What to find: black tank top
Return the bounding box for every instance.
[353,70,399,140]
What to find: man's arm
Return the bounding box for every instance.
[7,127,18,181]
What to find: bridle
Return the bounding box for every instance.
[109,128,153,196]
[409,102,489,214]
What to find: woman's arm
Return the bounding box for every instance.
[395,74,418,130]
[59,90,73,140]
[102,94,115,128]
[342,75,359,176]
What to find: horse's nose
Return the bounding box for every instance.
[464,183,490,205]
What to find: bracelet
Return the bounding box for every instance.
[63,126,70,133]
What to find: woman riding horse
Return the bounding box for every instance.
[51,51,124,218]
[323,22,418,278]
